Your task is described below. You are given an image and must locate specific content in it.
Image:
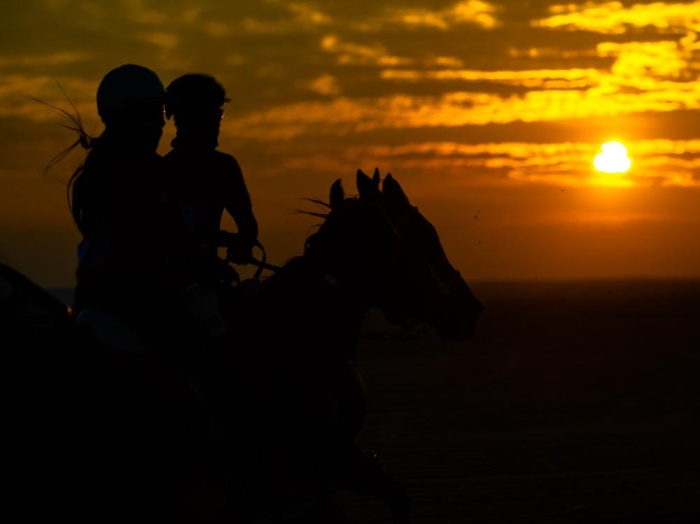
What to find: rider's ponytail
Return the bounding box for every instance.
[33,91,98,233]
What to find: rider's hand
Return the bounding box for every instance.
[226,240,253,265]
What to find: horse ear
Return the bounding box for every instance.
[372,167,381,188]
[330,178,344,208]
[357,169,380,199]
[383,173,410,206]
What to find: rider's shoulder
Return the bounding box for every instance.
[212,149,239,164]
[208,151,243,177]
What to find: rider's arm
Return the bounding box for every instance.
[220,155,258,249]
[215,155,258,266]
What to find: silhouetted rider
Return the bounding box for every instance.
[68,64,222,352]
[59,64,230,522]
[162,73,259,276]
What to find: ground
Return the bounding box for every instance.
[337,280,700,523]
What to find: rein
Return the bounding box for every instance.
[223,239,283,280]
[248,240,283,279]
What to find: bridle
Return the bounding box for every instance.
[235,202,466,314]
[382,202,466,324]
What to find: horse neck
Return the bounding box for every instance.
[260,256,371,356]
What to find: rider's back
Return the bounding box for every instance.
[74,144,206,347]
[162,146,256,260]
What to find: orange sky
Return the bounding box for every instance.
[4,0,700,287]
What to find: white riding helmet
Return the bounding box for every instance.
[96,64,166,118]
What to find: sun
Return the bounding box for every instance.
[593,141,631,174]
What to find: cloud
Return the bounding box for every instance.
[0,74,98,124]
[321,34,413,66]
[307,74,341,96]
[240,1,332,34]
[0,52,91,68]
[225,134,700,190]
[137,30,180,51]
[424,55,465,68]
[376,1,501,30]
[356,140,599,186]
[224,79,700,145]
[121,0,169,25]
[381,66,602,87]
[533,1,700,34]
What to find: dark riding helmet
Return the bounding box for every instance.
[165,73,230,119]
[96,64,166,122]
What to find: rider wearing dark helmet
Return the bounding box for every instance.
[162,73,259,275]
[60,64,230,522]
[69,64,218,352]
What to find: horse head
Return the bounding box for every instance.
[307,169,483,343]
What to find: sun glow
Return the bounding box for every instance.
[594,141,631,174]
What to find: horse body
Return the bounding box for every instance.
[232,255,375,500]
[213,169,483,521]
[1,169,482,523]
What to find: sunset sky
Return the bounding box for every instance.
[4,0,700,288]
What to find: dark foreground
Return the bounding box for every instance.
[12,280,700,522]
[339,279,700,523]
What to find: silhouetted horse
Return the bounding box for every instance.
[0,169,482,523]
[212,169,483,522]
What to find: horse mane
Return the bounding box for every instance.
[262,170,387,290]
[256,193,363,297]
[298,194,364,257]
